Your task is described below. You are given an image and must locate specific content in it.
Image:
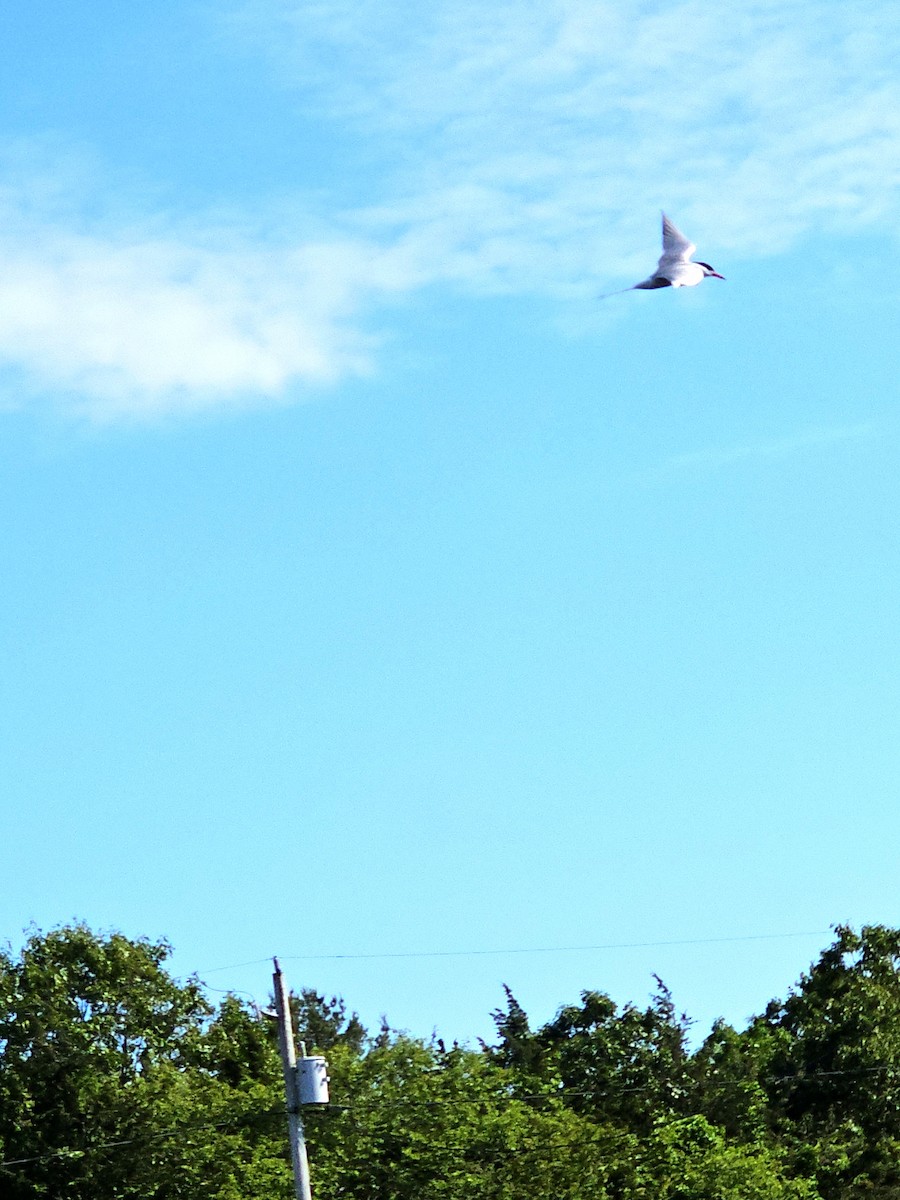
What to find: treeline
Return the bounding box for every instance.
[2,924,900,1199]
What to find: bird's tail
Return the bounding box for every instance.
[597,285,636,300]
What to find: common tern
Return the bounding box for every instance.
[602,213,725,297]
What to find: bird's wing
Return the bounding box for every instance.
[657,212,696,269]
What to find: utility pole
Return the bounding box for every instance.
[273,957,313,1200]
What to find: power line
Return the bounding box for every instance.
[197,929,831,975]
[0,1108,285,1170]
[305,1065,900,1115]
[3,1062,896,1171]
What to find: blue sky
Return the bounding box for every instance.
[2,0,900,1045]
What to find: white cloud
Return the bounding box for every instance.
[0,193,422,421]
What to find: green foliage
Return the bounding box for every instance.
[537,977,693,1131]
[760,926,900,1134]
[308,1036,620,1200]
[0,924,290,1200]
[6,922,900,1199]
[751,925,900,1196]
[487,984,543,1076]
[691,1018,777,1140]
[289,988,368,1055]
[490,976,694,1132]
[641,1116,819,1200]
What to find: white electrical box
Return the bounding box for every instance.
[297,1056,329,1105]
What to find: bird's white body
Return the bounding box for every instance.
[603,213,724,296]
[651,258,707,288]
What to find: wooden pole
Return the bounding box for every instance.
[273,957,313,1200]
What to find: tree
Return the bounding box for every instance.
[638,1116,819,1200]
[750,924,900,1197]
[12,920,899,1200]
[690,1018,777,1141]
[535,978,693,1132]
[760,926,900,1132]
[687,925,900,1199]
[289,988,367,1055]
[485,984,546,1079]
[305,1032,617,1200]
[0,924,291,1199]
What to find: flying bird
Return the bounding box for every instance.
[602,213,725,297]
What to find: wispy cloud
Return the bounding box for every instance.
[3,0,900,419]
[236,0,900,276]
[662,422,876,472]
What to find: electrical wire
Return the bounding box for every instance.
[0,1108,285,1170]
[305,1065,900,1114]
[2,1063,896,1171]
[197,929,831,974]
